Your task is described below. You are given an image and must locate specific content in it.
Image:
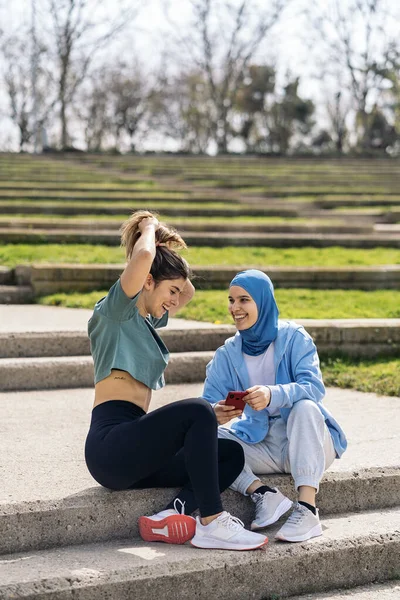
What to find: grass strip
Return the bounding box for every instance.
[38,288,400,319]
[1,244,399,268]
[321,357,399,397]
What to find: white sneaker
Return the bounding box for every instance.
[250,488,293,530]
[138,499,196,545]
[190,511,268,551]
[275,502,322,542]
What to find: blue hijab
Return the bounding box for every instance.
[230,269,279,356]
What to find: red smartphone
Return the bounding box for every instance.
[225,391,247,411]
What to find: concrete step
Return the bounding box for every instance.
[375,223,400,233]
[0,285,34,304]
[1,228,399,247]
[0,327,233,358]
[1,467,398,555]
[0,352,213,390]
[0,218,374,235]
[290,581,400,599]
[1,320,399,362]
[1,385,398,503]
[0,202,301,217]
[14,264,400,294]
[0,192,195,202]
[1,383,398,555]
[0,508,399,600]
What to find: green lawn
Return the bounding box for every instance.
[38,288,400,319]
[321,357,399,397]
[1,244,399,269]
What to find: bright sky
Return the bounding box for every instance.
[0,0,398,151]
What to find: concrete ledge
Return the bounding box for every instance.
[0,203,301,217]
[0,192,193,202]
[0,218,374,235]
[1,228,399,247]
[0,508,399,600]
[0,327,234,358]
[288,582,400,600]
[1,321,399,360]
[194,265,400,291]
[0,468,398,555]
[14,264,400,293]
[0,352,214,391]
[0,285,34,304]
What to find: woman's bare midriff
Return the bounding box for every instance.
[93,369,152,412]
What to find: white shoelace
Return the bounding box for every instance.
[173,498,186,515]
[285,504,307,525]
[218,512,245,531]
[253,493,269,509]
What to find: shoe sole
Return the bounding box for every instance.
[139,514,196,545]
[275,523,323,542]
[190,536,268,551]
[251,497,293,530]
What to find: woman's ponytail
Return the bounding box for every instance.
[120,210,191,283]
[120,210,187,261]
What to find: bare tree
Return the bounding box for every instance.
[75,68,112,151]
[376,43,400,143]
[164,0,289,153]
[234,64,276,152]
[0,33,54,151]
[307,0,399,150]
[45,0,141,149]
[160,69,214,153]
[326,91,349,153]
[108,62,158,153]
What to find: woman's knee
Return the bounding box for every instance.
[290,399,323,422]
[179,397,216,424]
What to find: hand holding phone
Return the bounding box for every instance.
[225,391,247,412]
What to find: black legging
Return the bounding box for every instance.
[85,398,244,517]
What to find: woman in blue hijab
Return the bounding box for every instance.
[203,269,347,543]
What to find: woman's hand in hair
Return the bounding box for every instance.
[244,386,271,411]
[138,216,159,233]
[213,400,243,425]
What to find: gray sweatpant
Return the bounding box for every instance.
[218,399,336,495]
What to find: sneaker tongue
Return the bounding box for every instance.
[217,511,231,521]
[218,512,244,530]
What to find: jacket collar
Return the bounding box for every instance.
[225,321,302,387]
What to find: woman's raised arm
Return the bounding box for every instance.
[120,216,159,298]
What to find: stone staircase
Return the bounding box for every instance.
[0,313,399,598]
[0,320,399,391]
[0,381,399,599]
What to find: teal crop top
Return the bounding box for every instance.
[88,279,169,389]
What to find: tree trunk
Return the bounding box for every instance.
[61,96,68,149]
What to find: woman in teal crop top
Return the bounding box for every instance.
[84,210,268,552]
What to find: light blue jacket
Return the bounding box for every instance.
[203,321,347,458]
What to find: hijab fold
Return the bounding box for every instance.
[230,269,279,356]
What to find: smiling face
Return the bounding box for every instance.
[142,276,186,318]
[228,285,258,330]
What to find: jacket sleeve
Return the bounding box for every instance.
[268,328,325,411]
[202,347,235,405]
